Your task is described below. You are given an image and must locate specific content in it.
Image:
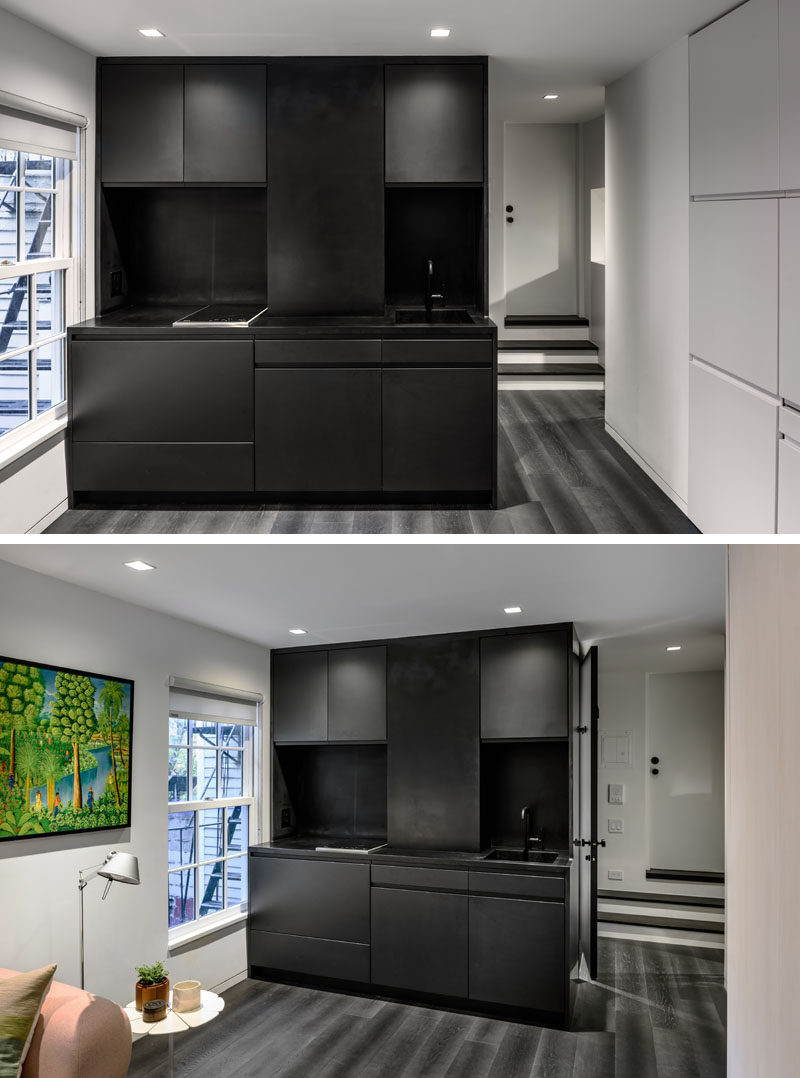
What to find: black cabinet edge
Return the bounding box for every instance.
[273,622,574,656]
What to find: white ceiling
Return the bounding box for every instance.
[0,0,738,122]
[0,543,726,671]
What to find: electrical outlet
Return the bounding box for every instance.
[608,869,624,881]
[608,783,625,805]
[608,818,624,834]
[280,808,291,828]
[110,270,123,297]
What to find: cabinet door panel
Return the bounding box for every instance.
[780,198,800,407]
[780,0,800,189]
[480,631,570,740]
[272,650,328,742]
[778,435,800,533]
[71,442,252,492]
[371,886,468,997]
[101,64,184,183]
[688,361,778,534]
[249,856,370,942]
[385,64,484,183]
[70,339,253,442]
[184,64,267,183]
[328,646,387,742]
[249,929,369,982]
[382,367,493,492]
[268,62,384,315]
[469,896,565,1011]
[689,198,778,393]
[255,367,381,491]
[689,0,779,195]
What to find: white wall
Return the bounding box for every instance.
[580,115,605,365]
[598,665,724,898]
[605,37,690,510]
[0,8,95,533]
[726,545,800,1078]
[0,560,267,1005]
[646,671,724,872]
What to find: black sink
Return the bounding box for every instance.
[394,308,474,325]
[483,849,559,864]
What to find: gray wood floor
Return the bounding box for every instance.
[48,391,698,535]
[126,940,725,1078]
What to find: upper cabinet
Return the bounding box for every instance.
[385,64,484,183]
[101,63,267,184]
[689,0,779,196]
[480,630,570,740]
[272,650,328,743]
[101,64,184,183]
[184,64,267,183]
[780,0,800,189]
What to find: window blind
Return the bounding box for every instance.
[0,89,87,161]
[169,675,262,727]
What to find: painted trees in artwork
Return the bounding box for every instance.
[0,663,45,786]
[48,671,97,810]
[98,681,126,807]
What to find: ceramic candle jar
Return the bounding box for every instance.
[172,979,202,1012]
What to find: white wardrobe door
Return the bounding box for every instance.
[780,198,800,407]
[778,439,800,533]
[780,0,800,189]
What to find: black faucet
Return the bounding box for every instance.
[425,259,445,317]
[521,805,543,860]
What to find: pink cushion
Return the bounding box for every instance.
[0,970,131,1078]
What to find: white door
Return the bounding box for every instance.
[503,123,578,316]
[646,671,724,873]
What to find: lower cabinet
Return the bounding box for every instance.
[778,407,800,533]
[371,880,468,997]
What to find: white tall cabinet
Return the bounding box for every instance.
[688,0,800,533]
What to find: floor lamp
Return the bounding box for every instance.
[78,850,140,990]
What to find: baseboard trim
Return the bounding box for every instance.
[213,969,248,995]
[603,422,690,516]
[28,497,68,534]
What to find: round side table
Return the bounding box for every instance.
[124,989,224,1074]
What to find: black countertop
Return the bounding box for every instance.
[251,836,572,874]
[69,305,496,339]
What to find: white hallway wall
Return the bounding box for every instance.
[605,37,691,511]
[0,8,95,534]
[581,114,605,367]
[0,560,268,1004]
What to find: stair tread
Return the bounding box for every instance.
[499,339,599,352]
[498,362,603,376]
[505,314,590,327]
[597,889,724,908]
[599,911,725,934]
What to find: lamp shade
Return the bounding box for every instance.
[99,852,140,886]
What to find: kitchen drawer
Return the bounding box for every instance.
[468,870,565,901]
[371,865,467,892]
[248,929,370,983]
[249,855,370,943]
[70,339,253,442]
[255,340,381,367]
[71,442,253,492]
[382,339,493,367]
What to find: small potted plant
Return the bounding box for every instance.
[134,961,170,1012]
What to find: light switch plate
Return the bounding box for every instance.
[608,818,624,833]
[608,869,624,881]
[608,783,625,805]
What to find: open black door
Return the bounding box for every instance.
[578,645,600,980]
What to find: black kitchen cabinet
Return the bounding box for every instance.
[267,62,385,315]
[371,884,468,997]
[387,635,480,850]
[469,894,565,1012]
[328,646,387,742]
[101,64,184,183]
[70,339,253,443]
[272,651,328,743]
[249,854,370,982]
[480,630,571,740]
[254,364,381,492]
[71,443,252,493]
[184,64,267,183]
[385,64,485,183]
[382,360,494,492]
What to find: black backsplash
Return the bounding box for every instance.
[275,744,387,839]
[103,187,268,308]
[481,742,570,851]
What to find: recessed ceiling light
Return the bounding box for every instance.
[544,94,559,100]
[666,645,682,652]
[430,28,451,38]
[289,628,308,636]
[504,606,523,615]
[124,560,156,572]
[138,28,164,38]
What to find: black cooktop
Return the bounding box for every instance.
[173,303,269,327]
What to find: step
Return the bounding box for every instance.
[598,922,725,950]
[498,362,603,377]
[597,889,724,909]
[646,868,725,884]
[505,314,590,328]
[597,902,725,935]
[499,339,599,354]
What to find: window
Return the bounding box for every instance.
[0,148,76,445]
[167,679,261,938]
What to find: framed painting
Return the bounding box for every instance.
[0,656,134,841]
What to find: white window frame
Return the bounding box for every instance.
[167,709,259,947]
[0,145,82,464]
